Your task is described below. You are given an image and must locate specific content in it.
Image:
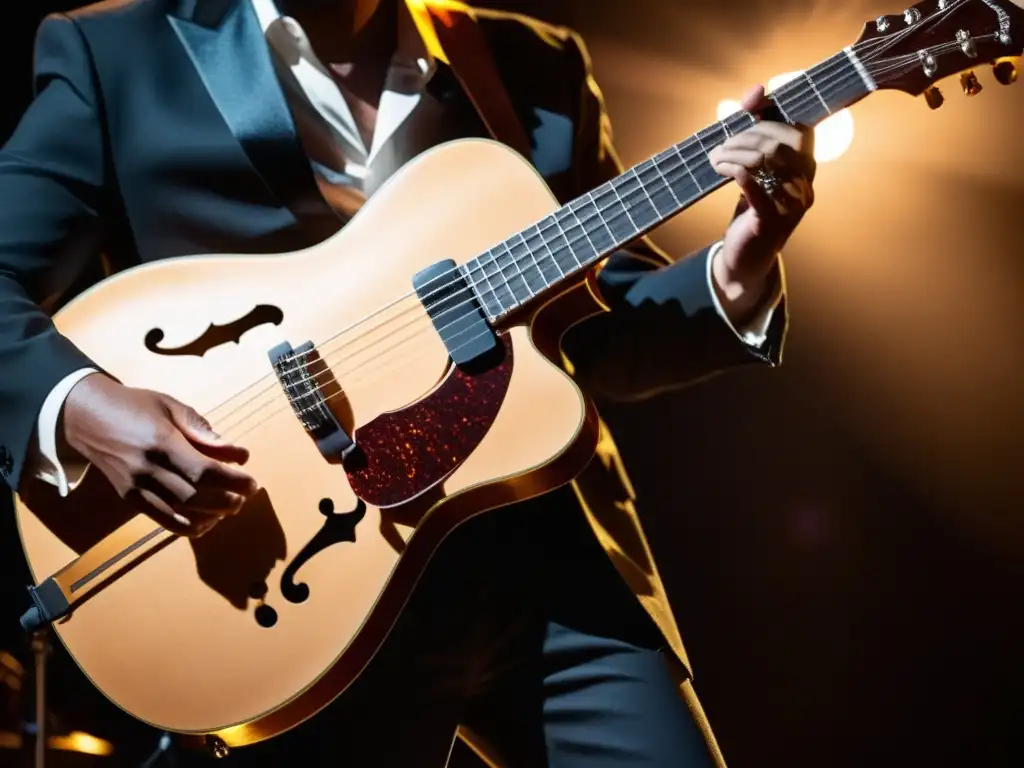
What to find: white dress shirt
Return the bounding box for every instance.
[30,0,779,495]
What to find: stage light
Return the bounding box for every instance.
[715,71,855,163]
[50,731,114,756]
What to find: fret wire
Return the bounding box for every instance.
[803,71,831,114]
[534,218,567,276]
[542,229,566,278]
[532,221,566,280]
[500,241,534,299]
[560,152,703,262]
[511,239,537,298]
[476,95,796,312]
[477,149,714,317]
[534,151,701,280]
[650,157,681,206]
[693,132,708,156]
[673,144,703,192]
[535,217,567,274]
[772,90,795,124]
[631,165,662,214]
[479,251,505,313]
[516,231,548,293]
[462,264,495,317]
[469,52,876,319]
[563,204,598,259]
[608,180,640,229]
[772,52,863,124]
[584,190,617,245]
[549,214,581,268]
[489,247,519,312]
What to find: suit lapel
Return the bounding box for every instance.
[167,0,337,232]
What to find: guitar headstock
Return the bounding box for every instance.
[855,0,1023,104]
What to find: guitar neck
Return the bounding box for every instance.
[464,46,877,321]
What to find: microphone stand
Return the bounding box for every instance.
[29,630,49,768]
[141,732,175,768]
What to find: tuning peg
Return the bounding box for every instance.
[923,86,945,109]
[993,60,1018,85]
[960,70,983,96]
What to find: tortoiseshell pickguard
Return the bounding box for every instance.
[345,335,513,507]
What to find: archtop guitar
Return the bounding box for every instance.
[13,0,1022,753]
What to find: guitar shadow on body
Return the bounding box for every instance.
[22,472,383,628]
[22,475,287,616]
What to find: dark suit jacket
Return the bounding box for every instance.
[0,3,784,758]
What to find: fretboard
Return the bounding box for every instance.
[463,47,876,320]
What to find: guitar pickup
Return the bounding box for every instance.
[412,259,497,367]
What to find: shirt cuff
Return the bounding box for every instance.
[33,367,98,497]
[706,241,783,348]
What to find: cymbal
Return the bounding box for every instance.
[0,730,113,756]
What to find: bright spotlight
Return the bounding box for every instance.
[716,99,742,122]
[715,72,855,163]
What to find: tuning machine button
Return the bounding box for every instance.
[993,60,1018,85]
[959,70,983,96]
[923,86,945,109]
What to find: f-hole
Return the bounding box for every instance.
[145,304,284,358]
[279,498,367,604]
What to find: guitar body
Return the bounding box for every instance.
[12,139,603,746]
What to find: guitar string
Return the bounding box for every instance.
[211,45,922,437]
[257,29,918,385]
[211,57,939,445]
[269,32,906,371]
[90,41,948,565]
[298,22,971,379]
[247,19,953,399]
[204,43,892,431]
[210,46,930,441]
[230,13,968,427]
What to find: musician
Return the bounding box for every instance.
[0,0,815,765]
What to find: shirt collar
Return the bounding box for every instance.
[250,0,438,82]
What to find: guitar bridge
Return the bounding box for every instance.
[268,340,357,463]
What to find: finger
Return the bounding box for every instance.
[739,84,768,113]
[140,465,196,504]
[164,396,250,465]
[167,431,259,498]
[733,121,808,151]
[710,147,768,172]
[769,143,818,183]
[128,488,196,537]
[131,467,223,526]
[713,161,778,220]
[712,141,816,187]
[719,132,781,158]
[202,461,259,498]
[141,465,244,519]
[184,487,248,517]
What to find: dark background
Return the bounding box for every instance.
[1,1,1021,766]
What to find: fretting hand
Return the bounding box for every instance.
[708,84,817,324]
